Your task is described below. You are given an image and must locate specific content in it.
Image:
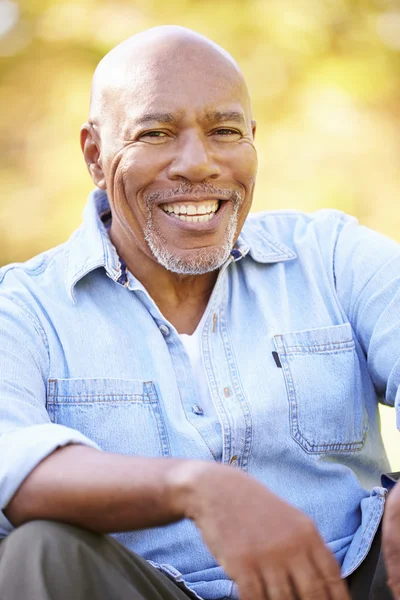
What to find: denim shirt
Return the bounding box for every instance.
[1,189,399,600]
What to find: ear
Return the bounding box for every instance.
[251,119,257,140]
[80,123,106,189]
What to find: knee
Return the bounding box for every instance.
[3,520,90,560]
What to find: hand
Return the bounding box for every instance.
[382,480,400,598]
[179,463,350,600]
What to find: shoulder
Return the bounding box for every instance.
[244,208,354,240]
[0,244,65,284]
[241,208,356,260]
[0,242,69,316]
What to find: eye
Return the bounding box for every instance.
[212,128,242,139]
[138,130,169,143]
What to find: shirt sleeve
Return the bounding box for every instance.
[0,293,101,537]
[333,216,400,428]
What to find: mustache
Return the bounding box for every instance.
[144,183,243,205]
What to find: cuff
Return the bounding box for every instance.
[0,423,101,536]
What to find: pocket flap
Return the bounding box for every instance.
[47,378,155,402]
[274,322,354,354]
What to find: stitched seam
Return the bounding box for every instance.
[278,350,368,453]
[0,247,66,284]
[47,400,152,405]
[282,340,353,350]
[283,348,354,354]
[352,255,400,326]
[220,306,253,471]
[48,394,146,400]
[331,214,348,291]
[0,293,50,359]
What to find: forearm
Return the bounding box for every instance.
[4,445,208,532]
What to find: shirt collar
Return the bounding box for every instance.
[65,190,297,301]
[65,189,124,301]
[238,213,297,263]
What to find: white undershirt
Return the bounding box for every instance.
[179,327,217,419]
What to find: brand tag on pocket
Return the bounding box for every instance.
[272,351,282,368]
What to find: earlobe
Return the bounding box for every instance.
[80,124,106,189]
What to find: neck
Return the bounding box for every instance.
[110,225,219,334]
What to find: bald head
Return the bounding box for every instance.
[89,26,250,125]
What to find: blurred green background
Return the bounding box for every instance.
[0,0,399,467]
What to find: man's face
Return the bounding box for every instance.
[94,48,257,275]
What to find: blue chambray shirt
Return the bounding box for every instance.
[1,189,399,600]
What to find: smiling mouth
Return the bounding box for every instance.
[159,200,221,223]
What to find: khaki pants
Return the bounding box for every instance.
[0,519,394,600]
[0,521,195,600]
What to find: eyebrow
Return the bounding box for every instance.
[204,110,246,126]
[132,113,177,126]
[131,110,246,128]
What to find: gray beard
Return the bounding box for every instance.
[142,184,242,275]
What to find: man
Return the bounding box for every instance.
[0,25,399,600]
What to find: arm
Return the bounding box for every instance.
[333,215,400,410]
[5,443,350,600]
[0,294,349,600]
[5,444,191,531]
[0,294,101,536]
[333,216,400,597]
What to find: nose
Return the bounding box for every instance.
[168,132,221,182]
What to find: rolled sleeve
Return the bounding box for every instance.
[0,424,100,536]
[0,294,100,537]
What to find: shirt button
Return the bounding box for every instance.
[159,324,170,337]
[229,455,239,467]
[192,404,204,416]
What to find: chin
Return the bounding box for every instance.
[150,244,232,275]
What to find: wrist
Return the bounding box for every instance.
[165,459,221,521]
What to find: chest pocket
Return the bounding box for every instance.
[273,323,368,455]
[47,378,170,457]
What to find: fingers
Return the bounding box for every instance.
[236,572,265,600]
[262,568,293,600]
[238,570,293,600]
[310,546,351,600]
[384,543,400,598]
[289,554,331,600]
[237,550,349,600]
[382,502,400,598]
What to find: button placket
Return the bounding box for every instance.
[229,455,239,467]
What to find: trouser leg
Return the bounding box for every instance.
[0,520,195,600]
[346,525,394,600]
[345,472,400,600]
[369,547,393,600]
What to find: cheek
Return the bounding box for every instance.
[119,155,151,201]
[231,144,258,190]
[108,149,155,231]
[113,143,163,193]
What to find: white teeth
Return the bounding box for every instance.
[160,201,220,220]
[168,213,216,223]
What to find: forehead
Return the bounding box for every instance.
[111,53,250,126]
